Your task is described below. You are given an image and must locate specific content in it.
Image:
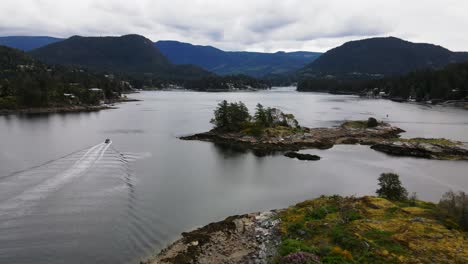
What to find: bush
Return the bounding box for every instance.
[376,173,408,201]
[0,96,18,109]
[278,239,318,256]
[367,117,378,128]
[438,190,468,231]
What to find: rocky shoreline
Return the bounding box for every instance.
[0,96,141,115]
[143,196,468,264]
[0,105,116,115]
[181,120,468,160]
[181,120,404,154]
[143,211,281,264]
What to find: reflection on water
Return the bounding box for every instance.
[0,89,467,264]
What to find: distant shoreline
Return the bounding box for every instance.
[0,97,141,116]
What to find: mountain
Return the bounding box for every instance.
[300,37,468,78]
[0,36,63,51]
[155,40,321,77]
[29,35,210,79]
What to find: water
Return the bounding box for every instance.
[0,87,467,263]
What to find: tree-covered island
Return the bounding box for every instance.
[181,101,468,160]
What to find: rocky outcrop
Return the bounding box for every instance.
[371,141,468,160]
[143,211,281,264]
[284,152,321,161]
[180,121,405,154]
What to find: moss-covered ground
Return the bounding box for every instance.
[277,196,468,263]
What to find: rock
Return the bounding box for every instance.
[371,141,468,160]
[284,152,321,161]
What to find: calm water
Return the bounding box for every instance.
[0,87,467,263]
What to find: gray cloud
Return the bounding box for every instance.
[0,0,466,52]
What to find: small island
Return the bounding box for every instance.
[181,100,468,160]
[144,174,468,263]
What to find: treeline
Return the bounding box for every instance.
[0,46,129,109]
[184,75,271,91]
[298,62,468,101]
[211,100,299,135]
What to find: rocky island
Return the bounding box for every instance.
[181,101,468,160]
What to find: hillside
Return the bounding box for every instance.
[146,195,468,264]
[301,37,468,78]
[0,36,63,51]
[29,35,211,79]
[0,45,129,109]
[155,40,321,77]
[298,61,468,101]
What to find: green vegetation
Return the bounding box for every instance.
[277,175,468,263]
[341,118,379,129]
[184,75,270,91]
[278,194,468,263]
[376,173,408,202]
[396,137,460,146]
[298,61,468,101]
[210,100,300,135]
[438,191,468,231]
[0,45,130,109]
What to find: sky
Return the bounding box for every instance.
[0,0,467,52]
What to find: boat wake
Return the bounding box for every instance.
[0,141,146,219]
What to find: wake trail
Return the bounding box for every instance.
[0,143,105,218]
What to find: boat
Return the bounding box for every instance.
[105,139,110,144]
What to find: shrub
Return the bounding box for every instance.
[278,239,318,256]
[438,190,468,231]
[331,225,362,252]
[0,96,18,109]
[367,117,378,128]
[376,173,408,201]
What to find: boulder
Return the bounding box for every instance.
[284,152,321,161]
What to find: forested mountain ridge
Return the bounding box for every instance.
[298,61,468,101]
[0,36,63,51]
[300,37,468,78]
[29,35,211,80]
[155,40,321,77]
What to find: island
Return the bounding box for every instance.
[143,174,468,263]
[181,101,468,160]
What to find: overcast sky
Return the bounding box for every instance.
[0,0,466,52]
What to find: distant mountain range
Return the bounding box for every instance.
[300,37,468,78]
[155,40,321,77]
[2,35,468,83]
[28,35,210,79]
[0,36,63,51]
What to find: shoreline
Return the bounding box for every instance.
[142,196,468,264]
[0,97,141,116]
[181,120,468,160]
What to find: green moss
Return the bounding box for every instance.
[363,229,406,254]
[396,137,460,146]
[278,238,318,256]
[278,196,468,263]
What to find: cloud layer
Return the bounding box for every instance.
[0,0,466,52]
